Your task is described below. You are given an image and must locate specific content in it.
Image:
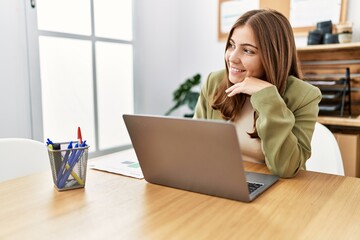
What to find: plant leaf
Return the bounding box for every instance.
[165,73,201,115]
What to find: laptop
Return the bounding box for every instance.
[123,114,279,202]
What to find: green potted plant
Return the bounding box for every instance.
[165,73,201,118]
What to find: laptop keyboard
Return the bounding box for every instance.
[247,182,264,193]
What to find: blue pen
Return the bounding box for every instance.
[56,141,73,187]
[57,145,82,188]
[67,143,79,166]
[66,141,87,168]
[46,138,53,146]
[58,141,87,188]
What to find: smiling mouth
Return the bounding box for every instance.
[230,67,246,73]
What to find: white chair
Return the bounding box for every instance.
[306,122,345,176]
[0,138,49,182]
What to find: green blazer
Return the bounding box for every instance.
[194,69,322,178]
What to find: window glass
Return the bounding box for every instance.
[96,42,133,149]
[37,0,134,156]
[39,36,96,147]
[94,0,133,40]
[37,0,91,35]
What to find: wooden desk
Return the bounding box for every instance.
[1,162,360,239]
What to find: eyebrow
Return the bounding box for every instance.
[229,39,258,49]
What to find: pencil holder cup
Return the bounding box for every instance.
[47,141,90,191]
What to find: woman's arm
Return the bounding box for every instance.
[251,84,321,178]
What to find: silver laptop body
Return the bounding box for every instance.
[123,114,279,202]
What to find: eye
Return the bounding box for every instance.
[243,48,255,54]
[227,42,235,50]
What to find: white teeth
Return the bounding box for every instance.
[231,67,244,72]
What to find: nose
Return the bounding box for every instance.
[228,48,241,64]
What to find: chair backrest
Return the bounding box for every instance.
[0,138,49,182]
[306,122,344,175]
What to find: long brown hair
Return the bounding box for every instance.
[212,9,302,126]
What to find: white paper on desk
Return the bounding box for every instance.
[89,149,144,179]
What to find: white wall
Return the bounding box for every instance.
[133,0,180,115]
[346,0,360,42]
[134,0,225,116]
[177,0,224,87]
[0,0,33,138]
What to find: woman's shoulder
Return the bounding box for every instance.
[207,69,226,84]
[203,69,226,92]
[284,75,322,106]
[287,76,321,93]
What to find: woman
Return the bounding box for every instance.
[193,9,321,178]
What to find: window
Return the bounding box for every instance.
[37,0,133,157]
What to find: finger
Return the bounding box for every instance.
[225,83,242,94]
[227,85,243,97]
[225,85,236,93]
[227,90,237,97]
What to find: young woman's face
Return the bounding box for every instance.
[225,25,265,84]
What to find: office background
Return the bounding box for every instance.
[1,0,360,148]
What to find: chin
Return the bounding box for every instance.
[229,77,244,85]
